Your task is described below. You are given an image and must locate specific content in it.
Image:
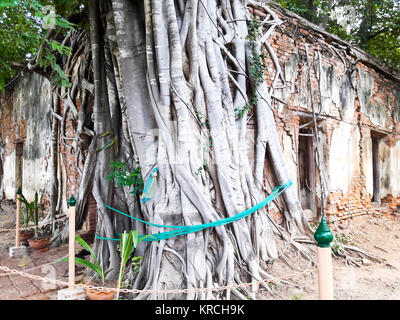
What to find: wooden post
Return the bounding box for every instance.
[317,246,333,299]
[15,188,22,247]
[68,195,76,290]
[56,194,86,300]
[314,217,334,300]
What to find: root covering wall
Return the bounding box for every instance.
[0,3,399,236]
[250,3,400,222]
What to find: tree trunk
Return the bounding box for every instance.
[77,0,310,299]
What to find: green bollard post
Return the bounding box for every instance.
[314,217,334,300]
[68,195,76,290]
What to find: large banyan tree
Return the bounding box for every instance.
[5,0,314,299]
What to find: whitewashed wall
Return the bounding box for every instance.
[2,73,53,202]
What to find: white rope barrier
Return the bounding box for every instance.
[0,260,388,295]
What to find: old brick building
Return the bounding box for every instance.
[250,2,400,222]
[0,3,399,238]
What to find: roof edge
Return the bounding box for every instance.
[260,0,400,83]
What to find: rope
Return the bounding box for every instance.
[96,180,293,242]
[0,253,69,278]
[0,260,389,295]
[0,263,316,294]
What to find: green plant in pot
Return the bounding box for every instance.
[18,197,35,241]
[20,192,50,250]
[57,235,115,300]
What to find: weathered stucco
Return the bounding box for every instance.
[261,7,400,220]
[357,67,375,115]
[1,73,52,201]
[0,5,399,229]
[328,123,360,194]
[281,131,298,194]
[361,137,374,197]
[393,89,400,122]
[339,72,356,122]
[380,139,400,198]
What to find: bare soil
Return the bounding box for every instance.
[260,211,400,300]
[1,200,399,300]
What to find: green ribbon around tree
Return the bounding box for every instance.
[95,178,293,242]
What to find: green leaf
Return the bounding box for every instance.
[100,131,113,137]
[55,256,68,263]
[54,256,101,279]
[120,231,134,265]
[131,256,142,263]
[0,78,5,95]
[74,235,100,267]
[74,257,104,280]
[56,237,106,282]
[103,268,113,280]
[0,1,18,8]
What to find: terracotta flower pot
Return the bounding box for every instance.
[86,288,115,300]
[28,237,50,250]
[84,281,116,300]
[19,230,35,241]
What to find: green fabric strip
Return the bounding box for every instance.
[96,180,292,242]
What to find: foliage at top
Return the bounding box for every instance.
[0,0,85,93]
[235,18,269,119]
[275,0,400,70]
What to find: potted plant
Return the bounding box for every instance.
[20,192,50,250]
[58,235,116,300]
[18,197,35,242]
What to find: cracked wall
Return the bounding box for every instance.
[252,7,400,221]
[1,8,400,227]
[0,73,53,203]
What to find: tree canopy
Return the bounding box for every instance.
[2,0,399,94]
[0,0,84,92]
[276,0,400,70]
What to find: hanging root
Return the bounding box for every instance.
[44,0,322,299]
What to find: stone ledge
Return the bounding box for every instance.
[57,287,86,300]
[9,246,32,258]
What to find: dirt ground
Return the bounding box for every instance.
[260,211,400,300]
[0,199,399,300]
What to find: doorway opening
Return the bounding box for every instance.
[298,123,317,215]
[14,139,24,195]
[371,130,385,204]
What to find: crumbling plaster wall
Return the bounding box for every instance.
[380,139,400,198]
[250,6,400,222]
[1,7,399,228]
[0,73,53,202]
[0,72,97,239]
